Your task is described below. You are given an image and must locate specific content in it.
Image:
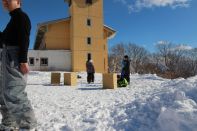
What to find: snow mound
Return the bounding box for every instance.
[1,72,197,131]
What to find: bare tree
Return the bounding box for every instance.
[156,41,173,67]
[168,45,186,72]
[155,42,197,78]
[179,48,197,77]
[108,43,125,73]
[151,53,162,66]
[108,41,197,79]
[125,43,149,73]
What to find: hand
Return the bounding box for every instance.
[19,63,30,74]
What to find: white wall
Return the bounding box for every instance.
[28,50,71,71]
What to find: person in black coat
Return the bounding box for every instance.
[86,59,95,84]
[0,0,37,130]
[121,55,130,84]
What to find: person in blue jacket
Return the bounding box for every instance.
[121,55,130,84]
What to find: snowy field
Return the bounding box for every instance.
[2,71,197,131]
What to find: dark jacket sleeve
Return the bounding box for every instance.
[92,64,95,73]
[16,13,31,63]
[0,31,2,47]
[0,31,2,40]
[86,62,88,72]
[0,31,2,37]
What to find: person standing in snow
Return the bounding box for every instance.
[121,55,130,84]
[86,59,95,84]
[0,0,37,130]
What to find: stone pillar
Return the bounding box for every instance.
[64,72,77,86]
[103,73,117,89]
[51,72,61,85]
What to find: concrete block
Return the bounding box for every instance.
[64,72,77,86]
[51,72,61,85]
[103,73,117,89]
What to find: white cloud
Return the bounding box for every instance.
[156,41,193,51]
[114,0,191,13]
[114,0,127,5]
[174,44,193,50]
[157,40,170,45]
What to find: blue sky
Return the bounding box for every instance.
[0,0,197,52]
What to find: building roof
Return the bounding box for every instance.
[37,17,71,28]
[37,17,116,33]
[34,17,116,49]
[103,25,116,39]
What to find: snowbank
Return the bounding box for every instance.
[1,72,197,131]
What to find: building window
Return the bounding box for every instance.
[40,58,48,66]
[87,53,92,60]
[87,37,91,44]
[86,0,92,4]
[29,57,34,66]
[87,19,91,26]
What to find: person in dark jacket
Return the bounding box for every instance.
[121,55,130,84]
[86,59,95,84]
[0,0,37,130]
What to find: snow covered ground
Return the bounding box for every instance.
[2,71,197,131]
